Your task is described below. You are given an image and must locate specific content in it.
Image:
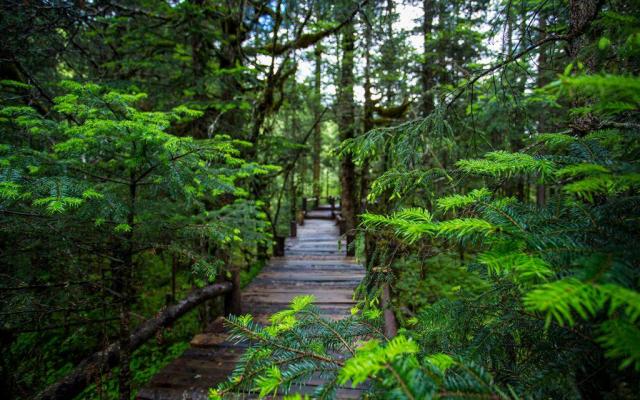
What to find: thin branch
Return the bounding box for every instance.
[447,34,569,107]
[67,166,130,185]
[37,282,233,400]
[252,0,370,56]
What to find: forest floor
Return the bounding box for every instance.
[138,209,365,399]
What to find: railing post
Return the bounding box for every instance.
[381,283,397,338]
[314,196,319,209]
[170,255,178,304]
[273,235,285,256]
[346,234,355,257]
[257,242,268,263]
[289,220,297,237]
[329,196,336,219]
[224,267,241,316]
[302,197,308,215]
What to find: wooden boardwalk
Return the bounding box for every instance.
[138,209,364,399]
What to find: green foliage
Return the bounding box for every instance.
[341,107,454,170]
[598,320,640,371]
[0,81,273,397]
[436,218,497,241]
[361,208,435,244]
[4,0,640,399]
[367,168,446,202]
[393,253,489,311]
[553,74,640,116]
[215,295,372,399]
[436,188,492,213]
[338,336,419,387]
[214,297,507,399]
[478,248,552,283]
[524,280,640,328]
[534,132,578,149]
[456,151,554,181]
[340,25,640,395]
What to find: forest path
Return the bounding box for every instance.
[138,209,365,399]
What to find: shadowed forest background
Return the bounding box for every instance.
[1,0,640,399]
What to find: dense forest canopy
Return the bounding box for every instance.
[1,0,640,399]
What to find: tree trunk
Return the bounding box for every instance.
[436,1,449,86]
[514,4,527,202]
[187,0,216,139]
[536,10,548,207]
[312,44,323,201]
[360,4,374,211]
[421,0,435,116]
[290,167,297,224]
[382,283,398,338]
[337,20,357,244]
[188,0,246,139]
[118,177,137,400]
[567,0,602,60]
[383,0,396,102]
[566,0,603,138]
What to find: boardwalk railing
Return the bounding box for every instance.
[302,196,341,214]
[139,214,364,398]
[37,270,241,400]
[300,196,356,256]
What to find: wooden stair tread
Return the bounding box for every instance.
[138,218,364,399]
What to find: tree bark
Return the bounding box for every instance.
[536,10,548,206]
[567,0,603,60]
[360,6,374,211]
[421,0,435,116]
[189,0,246,139]
[117,176,136,400]
[312,44,323,200]
[382,283,398,338]
[36,283,232,400]
[436,1,449,86]
[337,19,357,245]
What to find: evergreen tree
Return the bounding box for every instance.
[2,1,639,399]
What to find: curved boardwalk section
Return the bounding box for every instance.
[138,213,364,399]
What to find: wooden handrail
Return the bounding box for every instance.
[37,280,236,400]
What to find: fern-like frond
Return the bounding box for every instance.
[368,168,445,202]
[563,173,640,202]
[436,188,492,213]
[597,320,640,371]
[523,279,601,328]
[478,249,552,283]
[456,151,555,181]
[525,280,640,334]
[338,336,419,387]
[535,132,577,149]
[361,209,436,244]
[435,218,497,241]
[556,74,640,116]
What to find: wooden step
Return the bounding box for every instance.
[138,218,364,399]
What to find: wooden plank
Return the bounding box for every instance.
[138,219,364,399]
[253,273,364,280]
[242,290,356,304]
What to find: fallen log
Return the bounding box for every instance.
[37,282,233,400]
